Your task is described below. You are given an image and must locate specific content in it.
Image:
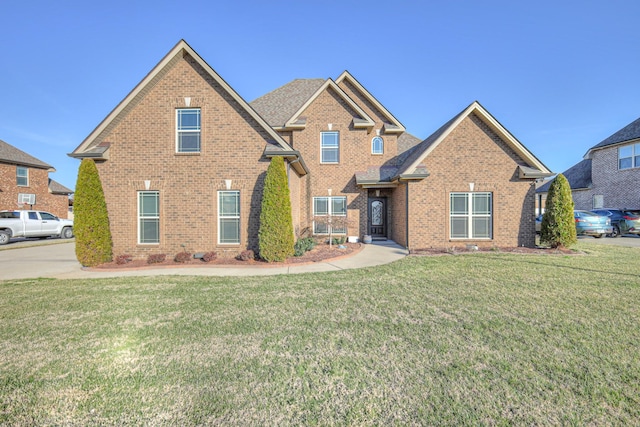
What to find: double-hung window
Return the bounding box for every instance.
[176,108,201,153]
[321,131,339,163]
[218,190,240,244]
[138,191,160,244]
[313,196,347,234]
[372,136,384,155]
[16,166,28,186]
[450,192,492,239]
[618,143,640,169]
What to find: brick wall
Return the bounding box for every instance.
[405,113,537,249]
[0,163,69,218]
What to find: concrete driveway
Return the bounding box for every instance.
[577,234,640,247]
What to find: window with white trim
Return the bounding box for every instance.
[618,143,640,169]
[321,131,339,163]
[16,166,28,186]
[313,196,347,234]
[138,191,160,244]
[218,190,240,244]
[450,192,492,239]
[176,108,201,153]
[372,136,384,155]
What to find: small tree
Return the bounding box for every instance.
[74,159,113,266]
[259,156,295,262]
[541,173,577,248]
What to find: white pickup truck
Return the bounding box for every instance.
[0,210,74,245]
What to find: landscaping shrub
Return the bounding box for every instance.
[174,252,191,263]
[294,237,317,256]
[541,173,577,248]
[331,236,346,245]
[236,249,255,261]
[74,159,113,267]
[147,253,166,264]
[259,157,295,262]
[115,254,132,265]
[202,251,217,262]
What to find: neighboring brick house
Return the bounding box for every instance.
[0,139,72,218]
[70,40,551,259]
[537,115,640,211]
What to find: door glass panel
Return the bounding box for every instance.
[372,201,383,226]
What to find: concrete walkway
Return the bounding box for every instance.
[0,240,408,281]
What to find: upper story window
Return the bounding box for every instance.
[16,166,28,186]
[321,131,339,163]
[450,192,492,239]
[372,136,384,155]
[176,108,201,153]
[618,143,640,169]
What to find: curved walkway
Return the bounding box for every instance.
[0,240,408,281]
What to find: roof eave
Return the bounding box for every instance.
[264,150,309,176]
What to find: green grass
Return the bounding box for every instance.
[1,242,639,425]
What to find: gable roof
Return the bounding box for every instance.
[48,178,73,194]
[69,40,307,175]
[0,139,54,170]
[586,115,640,156]
[335,71,406,134]
[251,77,375,131]
[397,101,552,178]
[536,159,592,193]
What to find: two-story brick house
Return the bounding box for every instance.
[70,40,551,259]
[0,139,72,218]
[537,115,640,211]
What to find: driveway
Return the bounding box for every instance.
[577,234,640,248]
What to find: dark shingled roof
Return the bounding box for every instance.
[589,115,640,151]
[536,159,592,193]
[48,178,73,194]
[251,79,326,127]
[0,139,53,169]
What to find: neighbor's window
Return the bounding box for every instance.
[618,143,640,169]
[321,131,339,163]
[138,191,160,244]
[218,190,240,244]
[372,136,384,155]
[313,196,347,234]
[450,192,492,239]
[16,166,28,186]
[176,108,201,153]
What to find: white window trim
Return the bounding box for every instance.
[450,192,492,240]
[17,166,28,187]
[320,131,339,164]
[313,196,347,235]
[371,136,384,155]
[138,191,160,245]
[218,190,240,245]
[176,108,201,153]
[618,142,640,170]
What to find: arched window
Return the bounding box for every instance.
[372,136,383,154]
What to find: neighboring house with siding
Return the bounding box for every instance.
[69,40,551,259]
[0,139,73,218]
[537,116,640,210]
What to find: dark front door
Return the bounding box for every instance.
[368,197,387,238]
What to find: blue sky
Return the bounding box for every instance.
[2,1,639,191]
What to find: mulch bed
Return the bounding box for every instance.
[92,242,362,270]
[410,246,578,256]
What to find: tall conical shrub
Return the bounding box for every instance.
[74,159,113,266]
[541,173,577,248]
[259,156,295,262]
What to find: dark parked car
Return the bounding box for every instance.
[591,209,640,237]
[535,211,612,238]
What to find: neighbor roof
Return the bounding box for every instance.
[0,139,54,170]
[587,115,640,154]
[536,159,592,193]
[48,178,73,194]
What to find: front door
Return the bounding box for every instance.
[368,197,387,239]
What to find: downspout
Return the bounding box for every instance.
[405,181,409,250]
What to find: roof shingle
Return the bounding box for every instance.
[0,139,53,169]
[250,79,326,127]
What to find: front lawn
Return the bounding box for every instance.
[1,242,639,425]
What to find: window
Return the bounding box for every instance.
[138,191,160,244]
[218,190,240,244]
[450,192,492,239]
[321,131,339,163]
[16,166,28,186]
[618,143,640,169]
[176,108,201,153]
[372,136,384,155]
[313,196,347,234]
[593,195,604,209]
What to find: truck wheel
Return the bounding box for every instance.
[0,231,10,245]
[61,227,74,239]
